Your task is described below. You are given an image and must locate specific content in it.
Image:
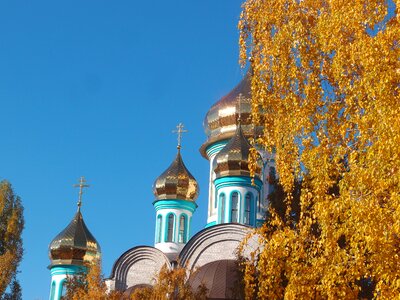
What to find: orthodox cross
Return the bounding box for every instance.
[74,176,90,211]
[173,123,187,150]
[237,93,244,124]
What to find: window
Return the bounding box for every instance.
[156,215,162,243]
[166,214,174,242]
[50,281,56,300]
[231,192,239,223]
[60,280,67,298]
[269,167,276,183]
[178,215,187,243]
[244,193,252,225]
[220,193,226,223]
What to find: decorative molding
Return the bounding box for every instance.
[108,246,171,291]
[179,223,259,272]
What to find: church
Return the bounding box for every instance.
[47,70,276,299]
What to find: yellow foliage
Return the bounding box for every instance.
[0,180,24,297]
[62,262,207,300]
[130,265,207,300]
[239,0,399,299]
[62,260,122,300]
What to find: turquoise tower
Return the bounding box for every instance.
[48,177,101,300]
[152,123,199,261]
[200,71,272,228]
[212,122,263,226]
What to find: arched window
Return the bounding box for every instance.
[244,193,253,226]
[178,215,187,243]
[60,280,67,298]
[166,214,174,242]
[269,166,276,182]
[219,193,226,223]
[230,192,239,223]
[50,281,56,300]
[156,215,162,243]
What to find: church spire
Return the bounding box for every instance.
[48,178,100,300]
[172,122,187,150]
[73,176,89,212]
[153,123,198,202]
[237,93,244,125]
[152,123,198,260]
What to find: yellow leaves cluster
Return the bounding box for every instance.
[63,262,208,300]
[240,0,399,298]
[130,265,207,300]
[0,180,24,297]
[62,261,122,300]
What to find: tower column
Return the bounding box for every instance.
[153,199,197,258]
[204,140,229,227]
[211,123,264,228]
[49,265,86,300]
[152,123,199,261]
[214,176,262,226]
[48,177,101,300]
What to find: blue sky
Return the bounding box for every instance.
[0,1,246,299]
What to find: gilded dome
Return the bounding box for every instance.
[153,149,199,202]
[200,71,263,158]
[213,124,262,179]
[49,210,101,267]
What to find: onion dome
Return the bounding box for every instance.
[200,71,263,158]
[153,149,199,202]
[213,124,262,179]
[49,210,101,267]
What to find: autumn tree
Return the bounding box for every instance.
[130,265,207,300]
[63,261,207,300]
[0,180,24,299]
[239,0,399,299]
[62,260,122,300]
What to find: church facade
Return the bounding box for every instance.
[48,72,275,300]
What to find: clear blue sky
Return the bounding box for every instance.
[0,1,247,299]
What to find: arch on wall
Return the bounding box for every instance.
[179,223,259,273]
[108,246,171,292]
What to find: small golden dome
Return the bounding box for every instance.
[200,71,263,158]
[213,125,262,179]
[153,149,199,202]
[49,210,101,267]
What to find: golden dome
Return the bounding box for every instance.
[49,210,101,267]
[200,71,263,158]
[213,124,262,179]
[153,149,199,202]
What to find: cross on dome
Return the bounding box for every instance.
[73,176,90,211]
[237,93,244,124]
[173,123,188,150]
